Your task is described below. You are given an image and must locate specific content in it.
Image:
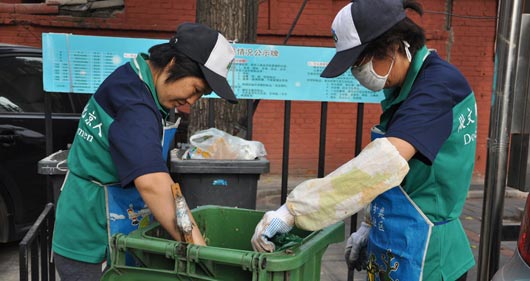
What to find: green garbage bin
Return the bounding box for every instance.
[102,205,345,281]
[37,150,69,205]
[169,149,270,209]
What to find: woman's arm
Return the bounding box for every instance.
[134,172,206,245]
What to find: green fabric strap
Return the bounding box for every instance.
[379,46,430,130]
[130,53,168,117]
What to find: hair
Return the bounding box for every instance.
[147,41,205,84]
[357,0,425,62]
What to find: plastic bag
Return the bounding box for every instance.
[183,128,267,160]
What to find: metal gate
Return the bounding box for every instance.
[19,203,55,281]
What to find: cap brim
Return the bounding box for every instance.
[200,65,238,104]
[320,45,367,78]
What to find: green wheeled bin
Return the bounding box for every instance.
[101,205,345,281]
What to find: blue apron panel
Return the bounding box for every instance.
[161,126,177,161]
[106,183,153,266]
[105,123,177,265]
[106,184,153,237]
[371,125,386,140]
[367,186,432,281]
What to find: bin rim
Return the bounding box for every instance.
[109,205,345,273]
[169,150,270,174]
[37,149,69,175]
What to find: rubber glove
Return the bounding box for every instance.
[251,204,295,252]
[345,221,371,271]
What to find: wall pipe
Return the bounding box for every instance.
[477,0,523,279]
[317,102,328,179]
[281,101,291,205]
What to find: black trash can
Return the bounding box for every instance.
[37,150,68,205]
[169,149,270,209]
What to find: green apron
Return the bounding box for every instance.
[369,46,477,280]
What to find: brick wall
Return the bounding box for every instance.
[0,0,196,40]
[0,0,498,180]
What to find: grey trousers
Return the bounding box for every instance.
[54,253,104,281]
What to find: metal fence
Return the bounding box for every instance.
[19,203,55,281]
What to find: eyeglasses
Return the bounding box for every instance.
[352,56,371,68]
[353,52,396,69]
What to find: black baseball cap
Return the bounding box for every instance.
[172,23,238,103]
[320,0,406,78]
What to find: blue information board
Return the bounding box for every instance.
[42,33,383,103]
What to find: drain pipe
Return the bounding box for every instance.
[477,0,523,280]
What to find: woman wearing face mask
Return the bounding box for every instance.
[251,1,476,280]
[52,23,238,281]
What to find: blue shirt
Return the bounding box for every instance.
[93,63,168,187]
[386,52,472,164]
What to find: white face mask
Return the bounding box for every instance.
[351,56,394,92]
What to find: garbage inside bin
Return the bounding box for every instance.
[170,149,270,209]
[101,205,345,281]
[38,150,69,205]
[184,128,267,160]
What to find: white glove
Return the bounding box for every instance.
[251,205,295,252]
[345,222,371,271]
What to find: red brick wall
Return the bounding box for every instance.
[0,0,196,40]
[0,0,497,180]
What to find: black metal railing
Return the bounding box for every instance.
[19,203,55,281]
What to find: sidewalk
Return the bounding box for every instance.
[255,174,528,281]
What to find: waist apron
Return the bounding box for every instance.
[366,128,434,281]
[104,123,177,265]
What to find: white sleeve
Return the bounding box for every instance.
[286,137,409,231]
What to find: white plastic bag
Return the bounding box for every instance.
[184,128,267,160]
